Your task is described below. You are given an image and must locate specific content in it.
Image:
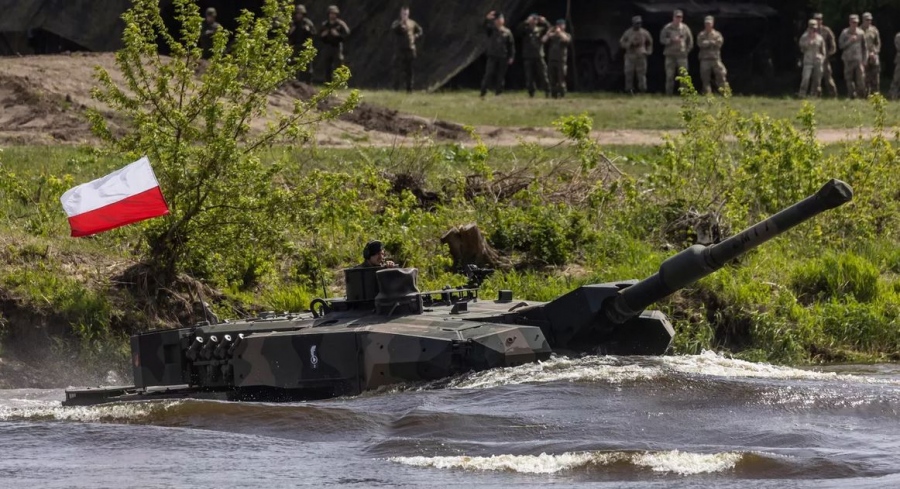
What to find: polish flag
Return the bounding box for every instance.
[60,156,169,237]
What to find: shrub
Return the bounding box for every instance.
[791,253,880,304]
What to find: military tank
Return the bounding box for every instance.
[64,179,852,406]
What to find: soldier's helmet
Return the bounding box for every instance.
[704,15,714,24]
[849,14,859,23]
[632,15,642,24]
[673,9,683,18]
[556,18,565,25]
[205,7,216,17]
[363,240,384,260]
[862,12,872,21]
[296,5,307,15]
[808,19,818,28]
[813,13,823,21]
[328,5,339,14]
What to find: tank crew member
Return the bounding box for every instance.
[480,11,515,97]
[319,5,351,83]
[697,16,728,94]
[890,32,900,100]
[356,240,396,268]
[839,14,868,99]
[660,9,694,96]
[798,19,826,98]
[861,12,881,95]
[289,5,316,82]
[813,13,838,97]
[543,19,571,99]
[518,13,551,98]
[199,7,222,59]
[391,6,423,93]
[619,16,653,94]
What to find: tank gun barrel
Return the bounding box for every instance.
[605,179,853,324]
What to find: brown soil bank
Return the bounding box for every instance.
[0,53,467,147]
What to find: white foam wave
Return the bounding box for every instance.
[0,400,180,423]
[660,351,840,381]
[632,450,743,475]
[445,351,899,391]
[447,355,662,390]
[389,450,743,476]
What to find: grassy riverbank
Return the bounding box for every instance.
[1,89,899,382]
[357,89,900,130]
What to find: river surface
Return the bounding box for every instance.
[2,351,899,488]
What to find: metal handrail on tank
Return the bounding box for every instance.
[604,179,854,324]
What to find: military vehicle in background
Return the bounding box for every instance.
[64,180,851,406]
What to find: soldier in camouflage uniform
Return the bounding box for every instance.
[861,13,881,95]
[518,14,551,98]
[391,6,423,93]
[798,19,826,98]
[697,16,728,94]
[319,5,351,83]
[289,5,316,82]
[480,11,515,97]
[891,32,900,100]
[619,16,653,94]
[543,19,571,98]
[199,7,221,60]
[660,10,694,96]
[813,13,838,97]
[839,14,868,99]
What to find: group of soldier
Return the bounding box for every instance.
[198,5,900,100]
[480,11,572,98]
[479,9,726,98]
[619,10,727,96]
[798,12,900,100]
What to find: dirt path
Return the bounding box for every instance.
[0,53,880,148]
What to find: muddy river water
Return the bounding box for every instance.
[2,352,899,488]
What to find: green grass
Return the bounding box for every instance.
[356,90,899,130]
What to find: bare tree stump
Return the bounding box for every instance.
[441,224,507,269]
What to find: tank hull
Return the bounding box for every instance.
[63,295,673,407]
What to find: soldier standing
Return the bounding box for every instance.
[861,12,881,95]
[697,16,727,94]
[391,6,423,93]
[813,13,838,97]
[839,14,868,99]
[660,10,694,96]
[518,14,551,98]
[289,5,316,82]
[890,32,900,100]
[619,16,653,94]
[199,7,221,59]
[798,19,826,98]
[480,11,515,97]
[319,5,351,82]
[543,19,571,99]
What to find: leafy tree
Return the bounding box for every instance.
[87,0,358,291]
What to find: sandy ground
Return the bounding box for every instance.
[0,53,878,148]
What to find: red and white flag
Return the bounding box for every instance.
[60,156,169,237]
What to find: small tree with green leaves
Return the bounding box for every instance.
[88,0,358,291]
